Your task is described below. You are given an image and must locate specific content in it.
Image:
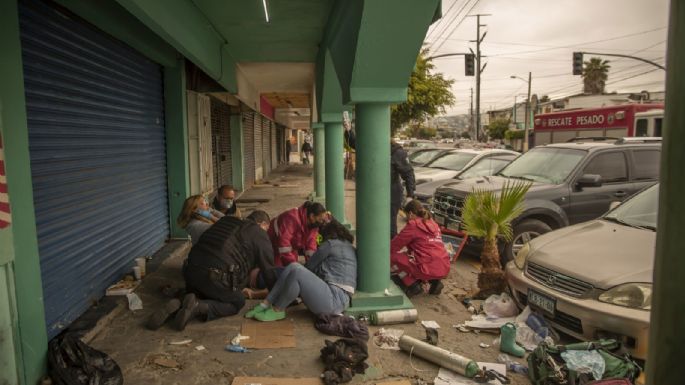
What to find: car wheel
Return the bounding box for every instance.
[504,219,552,264]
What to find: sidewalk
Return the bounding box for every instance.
[87,164,532,385]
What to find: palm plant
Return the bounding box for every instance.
[461,181,532,297]
[582,57,611,94]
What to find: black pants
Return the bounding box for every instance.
[391,183,403,239]
[184,264,246,320]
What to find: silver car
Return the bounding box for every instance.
[506,183,658,360]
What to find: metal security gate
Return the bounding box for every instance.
[210,97,232,189]
[261,116,271,177]
[20,0,169,338]
[254,114,264,180]
[271,121,278,170]
[242,111,256,188]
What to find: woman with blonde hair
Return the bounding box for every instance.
[177,195,224,244]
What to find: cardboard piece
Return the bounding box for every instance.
[240,319,296,349]
[232,377,321,385]
[376,381,413,385]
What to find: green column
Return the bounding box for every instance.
[230,114,244,192]
[313,122,326,199]
[355,103,391,292]
[325,121,344,220]
[647,1,684,384]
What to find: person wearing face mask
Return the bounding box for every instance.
[390,200,450,297]
[212,185,241,218]
[147,210,279,330]
[177,195,224,245]
[268,201,329,267]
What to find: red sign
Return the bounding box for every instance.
[0,134,10,229]
[534,104,663,132]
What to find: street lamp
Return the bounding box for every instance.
[511,72,532,151]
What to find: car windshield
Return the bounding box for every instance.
[427,152,477,171]
[498,147,585,184]
[410,149,441,164]
[458,158,512,179]
[604,184,658,230]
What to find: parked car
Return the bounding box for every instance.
[506,183,658,360]
[414,149,519,185]
[408,148,449,167]
[432,138,661,262]
[415,152,518,203]
[403,139,436,153]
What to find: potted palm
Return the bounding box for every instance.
[461,181,531,297]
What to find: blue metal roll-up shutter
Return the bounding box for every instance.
[19,0,169,338]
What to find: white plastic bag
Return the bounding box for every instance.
[483,292,519,318]
[126,293,143,311]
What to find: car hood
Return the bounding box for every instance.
[527,220,656,289]
[437,175,546,196]
[415,179,455,198]
[414,168,459,182]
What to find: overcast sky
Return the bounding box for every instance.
[424,0,670,115]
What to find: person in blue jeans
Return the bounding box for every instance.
[245,219,357,321]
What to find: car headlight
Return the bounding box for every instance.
[598,283,652,310]
[513,242,530,270]
[416,178,431,185]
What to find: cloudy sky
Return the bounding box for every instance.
[424,0,670,115]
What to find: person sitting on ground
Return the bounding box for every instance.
[177,195,224,245]
[390,200,450,297]
[268,201,329,267]
[146,210,278,331]
[245,219,357,321]
[212,185,241,218]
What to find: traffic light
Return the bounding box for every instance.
[572,52,583,75]
[465,54,475,76]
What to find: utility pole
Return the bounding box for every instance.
[469,87,474,139]
[469,14,490,142]
[524,71,532,152]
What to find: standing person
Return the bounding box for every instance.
[285,137,292,164]
[301,140,313,165]
[245,220,356,321]
[268,201,328,267]
[212,185,241,217]
[177,195,224,245]
[390,140,415,238]
[390,200,450,297]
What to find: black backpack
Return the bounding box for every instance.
[48,333,123,385]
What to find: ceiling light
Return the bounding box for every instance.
[262,0,270,23]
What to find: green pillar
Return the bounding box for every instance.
[646,1,684,384]
[313,122,326,199]
[230,114,244,192]
[355,103,391,292]
[324,121,344,220]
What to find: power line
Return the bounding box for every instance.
[428,0,474,52]
[431,0,481,53]
[426,0,464,41]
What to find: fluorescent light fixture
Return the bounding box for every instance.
[262,0,270,23]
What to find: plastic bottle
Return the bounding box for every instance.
[497,353,529,375]
[526,313,550,338]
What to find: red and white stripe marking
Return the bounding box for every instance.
[0,134,11,229]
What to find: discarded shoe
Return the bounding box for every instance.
[174,293,207,331]
[244,303,268,319]
[254,307,286,322]
[500,322,525,357]
[146,298,181,330]
[404,281,423,297]
[428,280,444,295]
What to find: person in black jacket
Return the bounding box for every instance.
[390,141,416,238]
[147,210,278,331]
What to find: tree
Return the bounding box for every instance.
[582,57,611,94]
[404,125,437,139]
[391,49,456,135]
[460,131,471,139]
[461,181,532,297]
[487,118,510,140]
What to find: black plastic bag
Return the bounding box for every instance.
[48,333,123,385]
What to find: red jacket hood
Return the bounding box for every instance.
[412,218,441,237]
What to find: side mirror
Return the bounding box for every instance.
[577,174,602,188]
[609,201,621,211]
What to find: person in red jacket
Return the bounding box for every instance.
[390,200,450,297]
[268,201,329,267]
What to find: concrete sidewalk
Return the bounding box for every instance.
[88,164,531,385]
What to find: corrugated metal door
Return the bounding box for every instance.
[271,121,278,170]
[261,116,271,177]
[210,98,232,189]
[254,114,263,180]
[242,111,256,188]
[19,0,169,338]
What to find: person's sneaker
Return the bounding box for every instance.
[146,298,181,330]
[254,307,286,322]
[390,275,405,288]
[428,280,444,295]
[244,303,267,319]
[405,281,424,297]
[174,293,202,331]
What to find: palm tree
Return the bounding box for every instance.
[461,181,532,297]
[582,57,611,94]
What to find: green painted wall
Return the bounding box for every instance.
[230,114,245,192]
[0,1,49,383]
[164,60,191,238]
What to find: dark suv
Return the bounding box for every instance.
[431,138,661,262]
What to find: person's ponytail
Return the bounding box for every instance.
[403,200,431,221]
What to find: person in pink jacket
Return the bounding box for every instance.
[268,201,329,267]
[390,200,450,297]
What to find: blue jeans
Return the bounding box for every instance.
[266,264,350,315]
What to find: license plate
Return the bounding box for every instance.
[434,214,445,226]
[528,289,556,316]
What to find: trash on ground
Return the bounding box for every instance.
[373,328,404,350]
[434,364,507,385]
[320,338,368,385]
[225,344,250,353]
[384,288,391,296]
[371,309,418,325]
[497,354,528,375]
[315,313,369,341]
[499,323,525,358]
[399,335,479,378]
[464,314,516,330]
[168,339,192,345]
[455,325,470,333]
[479,342,490,348]
[241,319,296,349]
[194,345,206,351]
[561,350,605,380]
[421,320,441,329]
[105,279,140,296]
[483,293,518,318]
[48,333,124,383]
[152,356,180,368]
[231,376,321,385]
[230,333,250,346]
[126,293,143,311]
[425,328,439,346]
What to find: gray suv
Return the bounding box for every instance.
[431,138,661,262]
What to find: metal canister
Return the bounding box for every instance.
[370,309,418,325]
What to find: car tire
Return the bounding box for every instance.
[504,219,553,264]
